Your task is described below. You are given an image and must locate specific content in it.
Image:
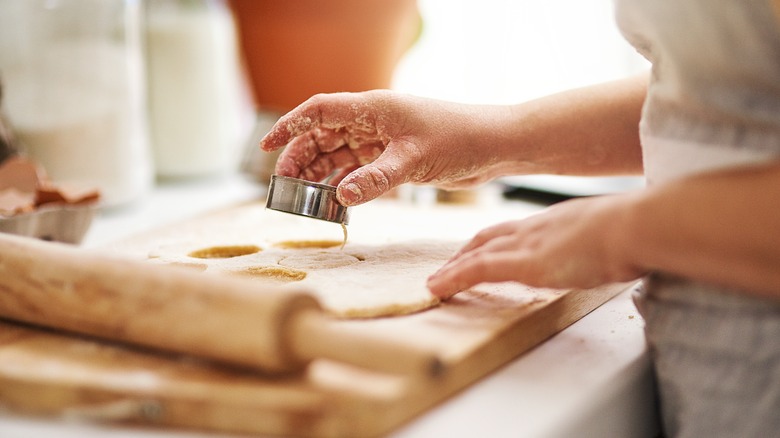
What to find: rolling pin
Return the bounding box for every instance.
[0,232,443,377]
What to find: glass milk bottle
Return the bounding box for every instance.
[0,0,154,208]
[145,0,248,179]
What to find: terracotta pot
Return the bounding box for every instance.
[229,0,420,113]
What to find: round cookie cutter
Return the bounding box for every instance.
[266,175,350,225]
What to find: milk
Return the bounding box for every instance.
[145,0,246,179]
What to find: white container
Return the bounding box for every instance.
[145,0,247,179]
[0,0,154,208]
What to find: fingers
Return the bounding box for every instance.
[262,91,397,193]
[427,251,536,299]
[300,148,361,183]
[450,221,522,259]
[427,219,544,298]
[274,129,386,183]
[259,96,327,153]
[273,127,354,180]
[259,92,386,152]
[335,139,425,205]
[336,165,393,206]
[259,90,432,205]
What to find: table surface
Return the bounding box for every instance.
[0,174,659,438]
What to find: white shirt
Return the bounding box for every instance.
[614,0,780,184]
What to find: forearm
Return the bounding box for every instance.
[473,73,648,177]
[259,74,648,203]
[619,161,780,299]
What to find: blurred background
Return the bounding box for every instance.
[0,0,649,212]
[392,0,649,200]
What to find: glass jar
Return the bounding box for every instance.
[145,0,248,179]
[0,0,153,208]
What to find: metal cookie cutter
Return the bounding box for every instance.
[266,175,350,225]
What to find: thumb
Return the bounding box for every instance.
[336,145,421,206]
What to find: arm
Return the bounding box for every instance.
[259,74,648,206]
[622,160,780,299]
[427,161,780,300]
[494,72,647,177]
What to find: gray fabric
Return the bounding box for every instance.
[634,276,780,438]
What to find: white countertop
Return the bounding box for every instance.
[0,174,659,438]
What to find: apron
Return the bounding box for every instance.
[613,0,780,436]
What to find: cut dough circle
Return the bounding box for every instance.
[188,245,261,259]
[279,252,360,270]
[148,239,460,319]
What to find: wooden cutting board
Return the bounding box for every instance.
[0,199,630,437]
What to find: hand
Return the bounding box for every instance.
[426,194,645,298]
[259,90,510,206]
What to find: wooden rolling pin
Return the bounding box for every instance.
[0,232,443,377]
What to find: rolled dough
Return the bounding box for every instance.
[149,240,460,319]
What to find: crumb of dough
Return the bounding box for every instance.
[272,240,343,249]
[188,245,261,259]
[235,265,307,282]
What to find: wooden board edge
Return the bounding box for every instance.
[362,282,636,437]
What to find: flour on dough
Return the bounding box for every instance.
[149,240,460,319]
[279,252,361,269]
[233,265,307,282]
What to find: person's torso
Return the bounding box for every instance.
[614,0,780,184]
